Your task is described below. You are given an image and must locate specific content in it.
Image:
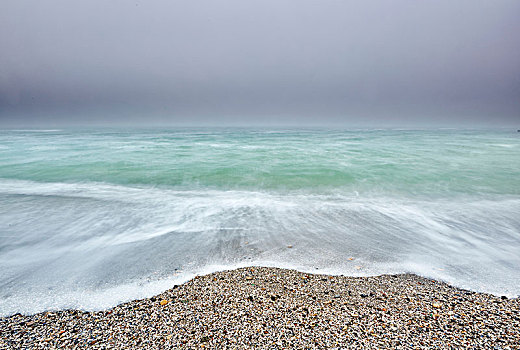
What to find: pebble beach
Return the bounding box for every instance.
[1,267,519,349]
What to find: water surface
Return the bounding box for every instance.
[1,128,519,315]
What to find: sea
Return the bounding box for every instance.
[0,127,519,316]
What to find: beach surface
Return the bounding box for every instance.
[1,267,519,349]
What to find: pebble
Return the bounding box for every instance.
[1,267,519,349]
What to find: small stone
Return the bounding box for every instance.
[200,336,209,342]
[2,266,518,348]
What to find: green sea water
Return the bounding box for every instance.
[1,128,518,194]
[0,128,519,315]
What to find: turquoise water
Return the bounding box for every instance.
[0,128,519,315]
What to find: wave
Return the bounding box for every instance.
[6,129,63,133]
[0,178,519,315]
[1,128,519,315]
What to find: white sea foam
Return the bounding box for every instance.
[490,143,516,148]
[1,177,519,316]
[9,129,62,132]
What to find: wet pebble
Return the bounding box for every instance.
[1,267,519,349]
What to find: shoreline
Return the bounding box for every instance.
[1,266,519,348]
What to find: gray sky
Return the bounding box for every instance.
[1,0,519,127]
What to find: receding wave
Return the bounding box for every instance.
[1,177,519,316]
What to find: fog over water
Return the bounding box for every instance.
[1,0,519,126]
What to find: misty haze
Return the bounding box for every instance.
[1,0,519,127]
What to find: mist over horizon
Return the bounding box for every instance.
[1,0,519,127]
[1,116,519,129]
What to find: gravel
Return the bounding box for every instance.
[1,267,519,349]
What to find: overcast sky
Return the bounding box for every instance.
[0,0,519,127]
